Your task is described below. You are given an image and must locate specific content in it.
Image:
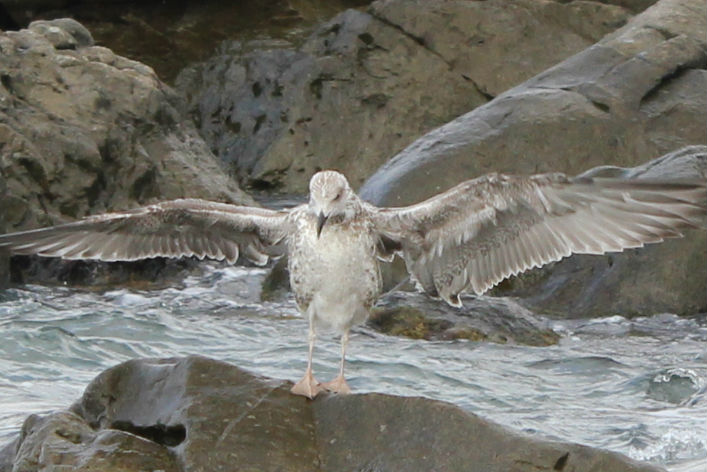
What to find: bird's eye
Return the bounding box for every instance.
[333,192,341,201]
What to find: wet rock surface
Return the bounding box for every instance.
[0,356,666,472]
[176,0,633,192]
[371,291,560,346]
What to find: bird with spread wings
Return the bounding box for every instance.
[0,170,705,398]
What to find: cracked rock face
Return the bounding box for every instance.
[0,18,252,234]
[176,0,632,192]
[0,356,664,472]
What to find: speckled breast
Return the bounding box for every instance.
[287,212,382,313]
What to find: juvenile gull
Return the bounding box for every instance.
[1,170,705,398]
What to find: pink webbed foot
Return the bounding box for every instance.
[291,369,324,399]
[321,375,352,394]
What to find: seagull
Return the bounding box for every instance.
[0,170,705,398]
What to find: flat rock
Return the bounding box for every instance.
[177,0,633,192]
[0,356,665,472]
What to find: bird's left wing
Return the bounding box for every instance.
[0,199,291,265]
[370,173,706,306]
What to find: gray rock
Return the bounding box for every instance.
[368,146,707,318]
[359,0,706,317]
[27,18,93,50]
[177,0,633,192]
[0,356,665,472]
[0,18,251,234]
[358,0,706,205]
[0,18,254,285]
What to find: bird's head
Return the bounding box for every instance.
[308,170,356,237]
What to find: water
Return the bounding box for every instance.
[1,263,705,471]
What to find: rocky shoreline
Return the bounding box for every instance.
[0,0,705,470]
[0,356,666,472]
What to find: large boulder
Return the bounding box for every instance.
[499,146,707,317]
[0,18,252,285]
[0,18,251,233]
[371,146,707,318]
[176,0,633,192]
[359,0,706,206]
[0,356,664,472]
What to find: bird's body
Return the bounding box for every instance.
[1,169,705,398]
[288,204,380,333]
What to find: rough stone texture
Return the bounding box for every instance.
[0,18,255,285]
[176,0,633,192]
[0,356,665,472]
[8,411,180,472]
[0,0,372,83]
[359,0,707,206]
[0,18,252,234]
[371,291,560,345]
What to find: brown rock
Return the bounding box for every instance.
[371,291,560,345]
[0,357,665,472]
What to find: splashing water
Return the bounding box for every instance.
[0,263,705,471]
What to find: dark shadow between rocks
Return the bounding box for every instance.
[110,421,186,447]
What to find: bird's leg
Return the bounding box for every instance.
[291,323,324,399]
[321,330,352,394]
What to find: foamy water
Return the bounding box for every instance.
[1,263,705,471]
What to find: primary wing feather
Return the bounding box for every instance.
[372,173,706,306]
[0,199,290,265]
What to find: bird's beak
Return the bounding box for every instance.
[316,212,329,238]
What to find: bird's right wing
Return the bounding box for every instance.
[0,199,292,265]
[371,173,706,306]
